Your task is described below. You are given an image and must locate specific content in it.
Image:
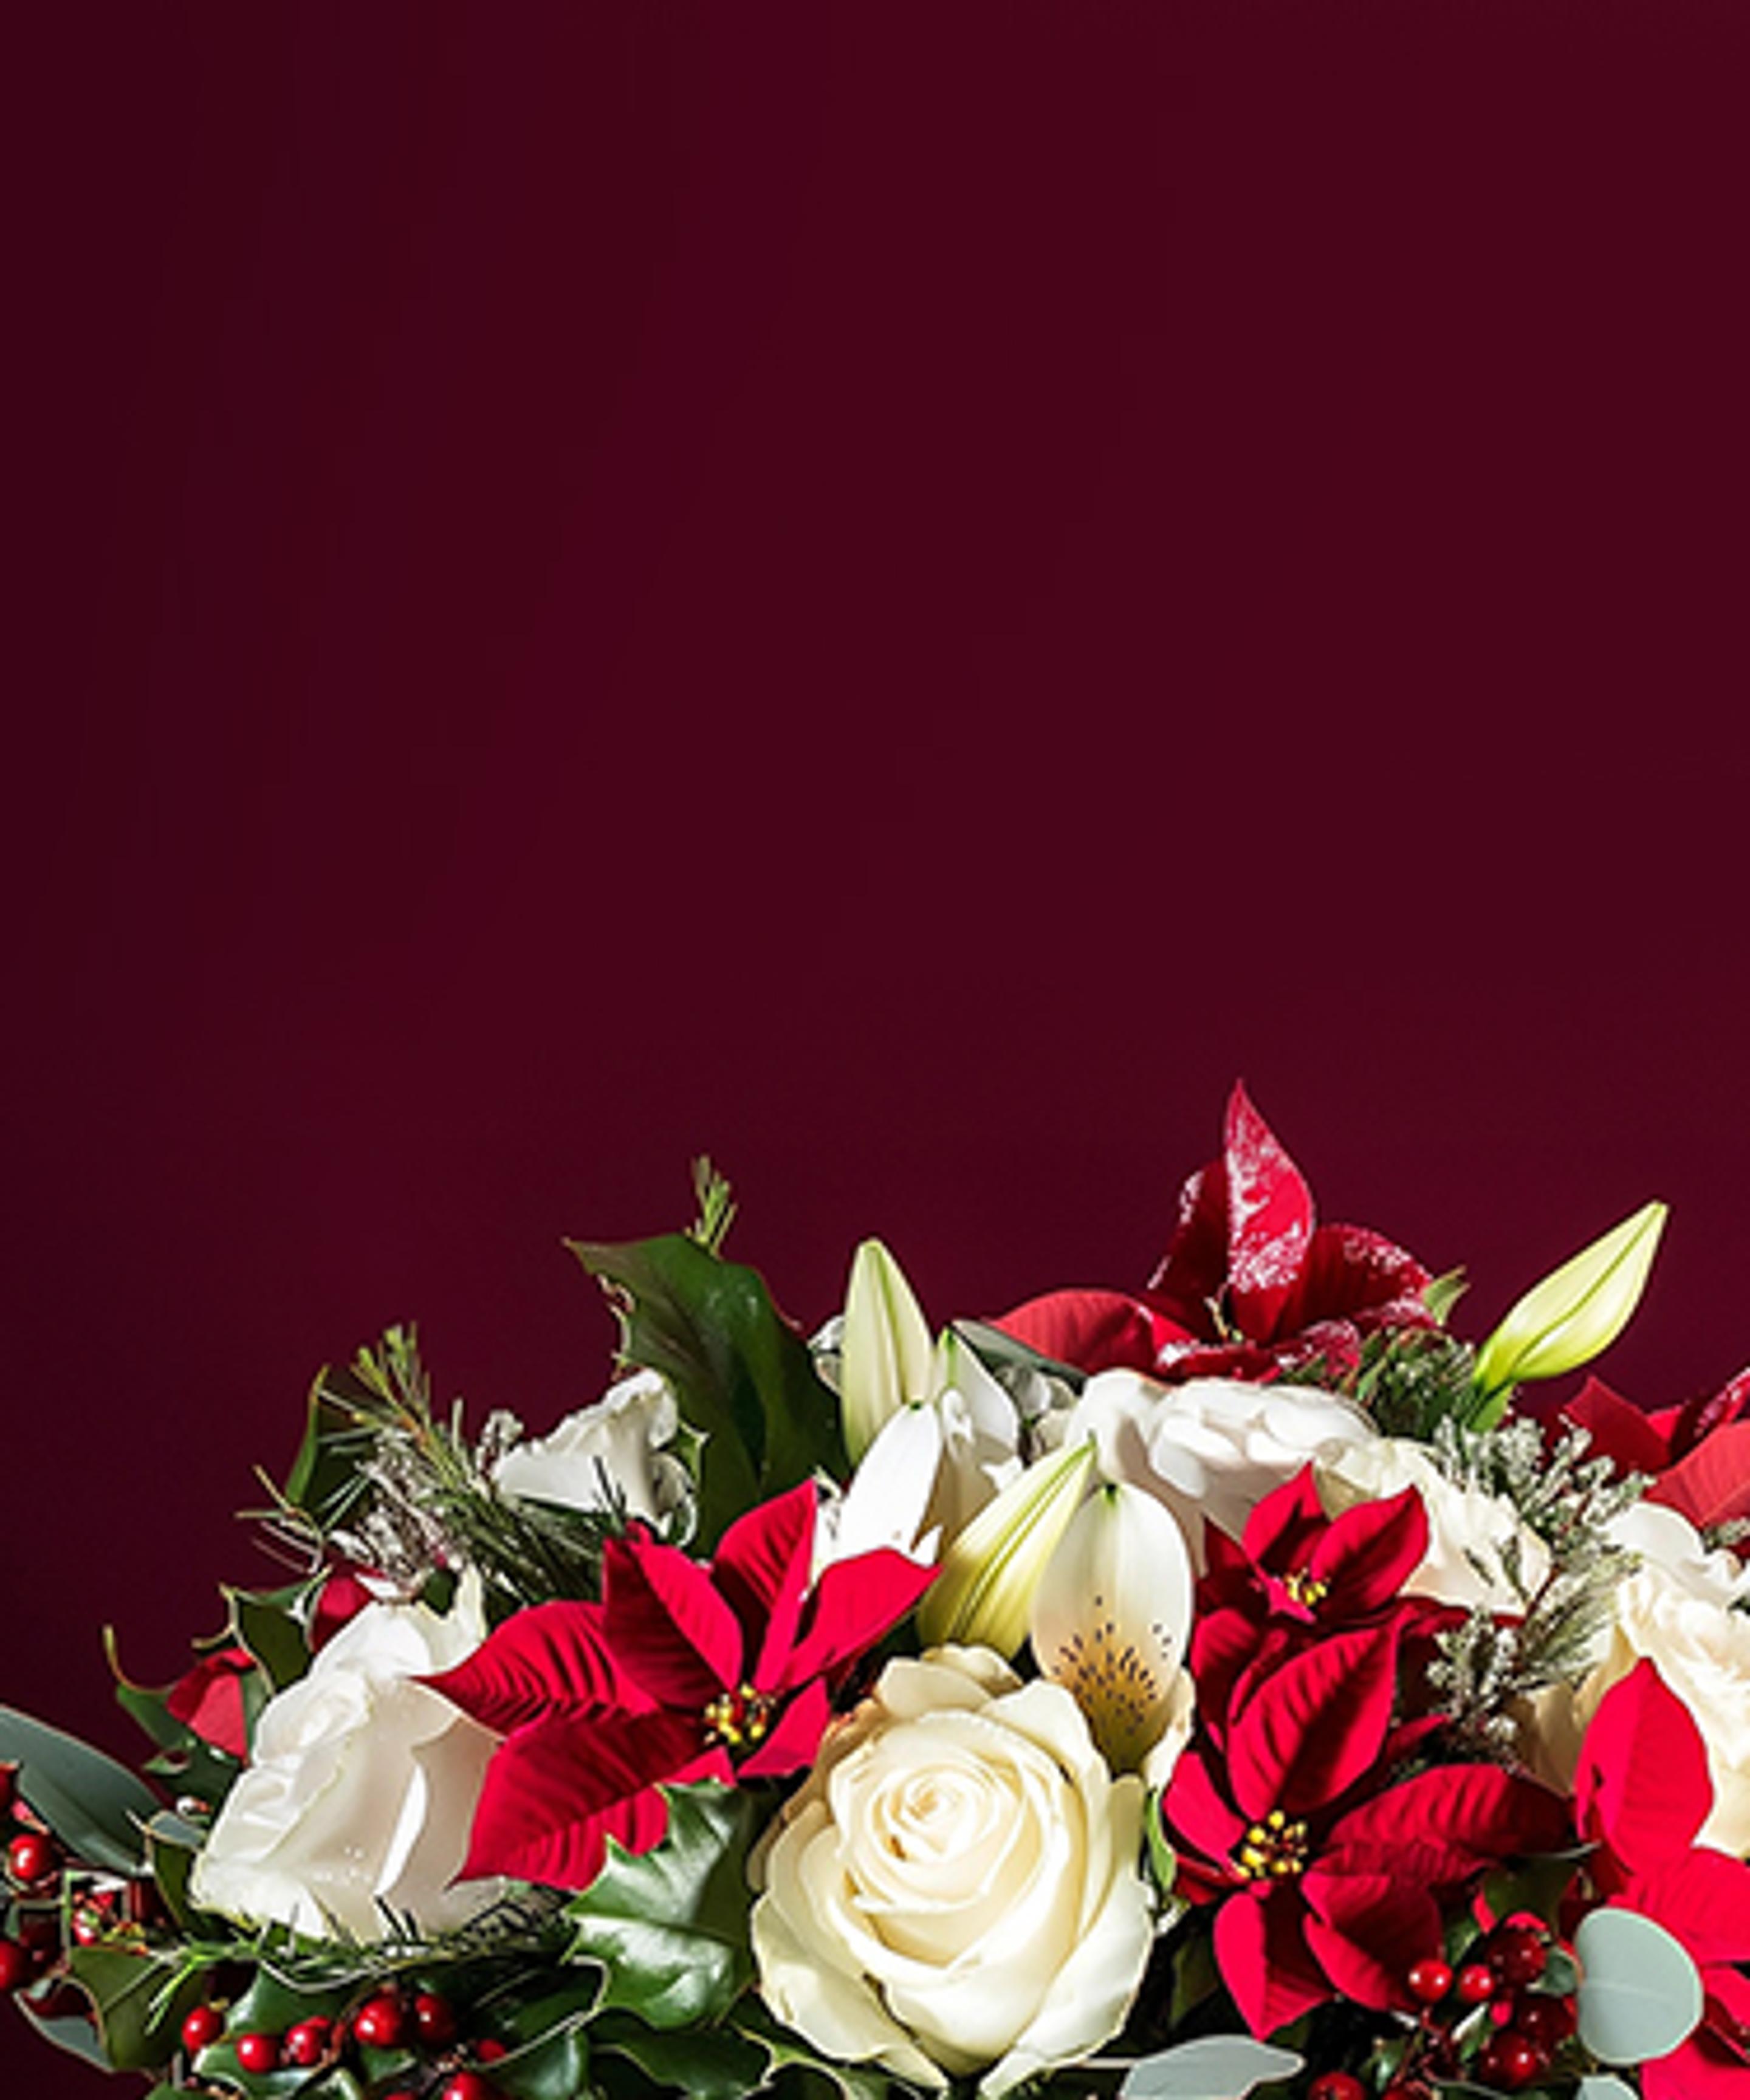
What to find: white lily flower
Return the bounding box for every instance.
[918,1438,1096,1656]
[1474,1200,1667,1397]
[1031,1481,1196,1776]
[840,1239,936,1461]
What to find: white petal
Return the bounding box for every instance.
[1031,1483,1195,1772]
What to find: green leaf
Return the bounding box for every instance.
[563,1782,758,2029]
[1480,1850,1582,1934]
[1422,1268,1469,1326]
[65,1946,207,2071]
[145,1820,201,1929]
[282,1377,376,1529]
[596,2012,772,2100]
[1574,1906,1703,2065]
[14,1987,111,2069]
[0,1706,162,1873]
[952,1319,1088,1392]
[569,1233,845,1547]
[735,2001,897,2100]
[228,1585,312,1692]
[487,2020,592,2100]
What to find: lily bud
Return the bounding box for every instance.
[917,1436,1096,1656]
[840,1238,935,1462]
[1474,1200,1668,1398]
[1031,1481,1195,1774]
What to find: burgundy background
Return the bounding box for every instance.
[7,6,1750,2089]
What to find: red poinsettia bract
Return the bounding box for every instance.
[1556,1373,1750,1537]
[428,1482,932,1890]
[1192,1467,1447,1736]
[995,1082,1434,1384]
[1574,1660,1750,2098]
[1161,1621,1569,2039]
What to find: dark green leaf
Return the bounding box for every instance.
[487,2020,591,2100]
[14,1988,111,2069]
[0,1706,162,1873]
[569,1234,845,1548]
[735,2002,897,2100]
[597,2012,771,2100]
[952,1319,1088,1392]
[563,1783,758,2029]
[228,1585,312,1692]
[145,1822,200,1929]
[65,1947,206,2071]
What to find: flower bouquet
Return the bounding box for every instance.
[5,1088,1749,2100]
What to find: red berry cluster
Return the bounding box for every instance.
[0,1773,63,2000]
[179,1985,511,2096]
[1390,1920,1576,2094]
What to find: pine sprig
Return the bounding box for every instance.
[318,1329,643,1616]
[1424,1419,1647,1750]
[1348,1327,1483,1439]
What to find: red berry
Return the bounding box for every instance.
[1477,2031,1546,2090]
[1406,1955,1453,2003]
[1455,1960,1497,2003]
[414,1990,459,2044]
[1308,2076,1365,2100]
[1488,1923,1548,1987]
[442,2075,498,2100]
[235,2031,281,2073]
[7,1832,55,1886]
[0,1939,32,1994]
[180,2002,224,2052]
[351,1994,408,2048]
[284,2016,331,2067]
[475,2038,509,2062]
[1512,1992,1576,2047]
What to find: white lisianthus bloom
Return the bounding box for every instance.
[190,1579,506,1941]
[492,1368,687,1525]
[1316,1438,1551,1612]
[1063,1370,1376,1570]
[750,1646,1153,2099]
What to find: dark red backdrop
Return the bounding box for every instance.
[7,6,1750,2089]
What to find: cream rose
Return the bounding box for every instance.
[1063,1370,1376,1569]
[1316,1438,1551,1612]
[750,1646,1153,2098]
[492,1368,687,1525]
[190,1581,506,1941]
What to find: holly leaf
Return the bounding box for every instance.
[570,1233,845,1548]
[595,2012,772,2100]
[562,1781,758,2028]
[65,1947,207,2072]
[735,2000,901,2100]
[227,1584,312,1693]
[0,1706,162,1872]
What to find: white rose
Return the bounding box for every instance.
[190,1580,506,1941]
[1316,1439,1550,1612]
[1579,1552,1750,1856]
[750,1646,1153,2098]
[492,1368,687,1525]
[1063,1370,1376,1569]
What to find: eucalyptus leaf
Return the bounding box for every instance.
[1120,2036,1303,2099]
[0,1704,162,1872]
[14,1988,112,2069]
[1577,2080,1639,2100]
[1574,1906,1703,2065]
[570,1234,846,1547]
[564,1783,758,2028]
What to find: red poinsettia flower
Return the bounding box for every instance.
[1161,1621,1570,2038]
[1192,1467,1447,1737]
[428,1481,933,1890]
[995,1083,1435,1384]
[1573,1659,1750,2099]
[1555,1374,1750,1537]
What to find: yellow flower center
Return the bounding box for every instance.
[702,1683,775,1751]
[1280,1568,1330,1608]
[1231,1807,1310,1881]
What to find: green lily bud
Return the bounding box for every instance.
[917,1436,1096,1656]
[1473,1199,1667,1398]
[840,1238,934,1463]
